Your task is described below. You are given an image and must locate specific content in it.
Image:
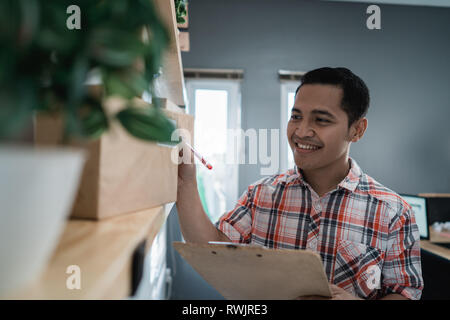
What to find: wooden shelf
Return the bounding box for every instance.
[8,0,187,300]
[10,205,170,299]
[153,0,186,106]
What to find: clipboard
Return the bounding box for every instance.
[173,241,332,300]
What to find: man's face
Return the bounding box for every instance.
[287,84,356,171]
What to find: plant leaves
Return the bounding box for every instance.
[0,0,171,142]
[90,27,146,67]
[0,78,37,139]
[103,70,148,100]
[64,97,108,140]
[79,107,108,140]
[116,106,178,144]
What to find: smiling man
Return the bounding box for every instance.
[176,67,423,300]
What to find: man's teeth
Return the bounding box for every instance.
[295,142,320,150]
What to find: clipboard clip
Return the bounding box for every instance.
[208,241,247,249]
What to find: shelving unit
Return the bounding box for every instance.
[12,0,187,300]
[154,0,187,106]
[11,206,169,299]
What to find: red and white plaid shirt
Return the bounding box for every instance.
[216,157,423,300]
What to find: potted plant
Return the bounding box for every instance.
[0,0,179,297]
[175,0,189,51]
[175,0,188,24]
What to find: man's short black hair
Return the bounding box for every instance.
[295,67,370,128]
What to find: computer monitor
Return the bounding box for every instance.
[400,194,429,240]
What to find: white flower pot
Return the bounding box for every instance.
[0,145,86,297]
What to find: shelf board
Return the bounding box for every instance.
[153,0,186,106]
[10,205,168,299]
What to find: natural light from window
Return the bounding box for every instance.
[193,89,228,223]
[194,89,228,155]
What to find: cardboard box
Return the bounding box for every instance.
[34,99,194,220]
[179,31,190,52]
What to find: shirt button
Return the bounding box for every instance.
[307,241,316,251]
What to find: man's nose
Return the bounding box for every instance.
[295,122,315,138]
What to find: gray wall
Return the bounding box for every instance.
[182,0,450,197]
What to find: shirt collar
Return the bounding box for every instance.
[286,157,363,193]
[337,157,363,192]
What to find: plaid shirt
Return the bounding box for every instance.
[215,158,423,300]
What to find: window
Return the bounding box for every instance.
[185,79,241,223]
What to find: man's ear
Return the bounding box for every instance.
[350,118,368,142]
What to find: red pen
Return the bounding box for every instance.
[183,141,213,170]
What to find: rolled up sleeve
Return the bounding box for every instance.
[381,207,424,300]
[215,185,256,243]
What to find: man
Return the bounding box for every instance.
[176,67,423,300]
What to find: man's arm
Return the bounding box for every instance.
[176,148,231,244]
[380,206,424,300]
[297,285,410,300]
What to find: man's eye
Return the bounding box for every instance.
[290,115,301,120]
[317,118,330,123]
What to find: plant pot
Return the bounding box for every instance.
[0,145,86,297]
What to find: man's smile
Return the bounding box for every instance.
[292,137,323,153]
[294,142,323,153]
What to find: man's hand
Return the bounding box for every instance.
[296,284,363,300]
[177,146,197,189]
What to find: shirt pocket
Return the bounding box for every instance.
[333,239,385,299]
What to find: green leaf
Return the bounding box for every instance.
[17,0,39,47]
[64,97,109,140]
[0,79,37,140]
[80,104,109,139]
[68,55,89,108]
[174,0,187,23]
[90,28,145,67]
[103,70,148,100]
[116,106,178,144]
[103,72,134,99]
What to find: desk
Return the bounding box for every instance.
[419,228,450,299]
[420,228,450,260]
